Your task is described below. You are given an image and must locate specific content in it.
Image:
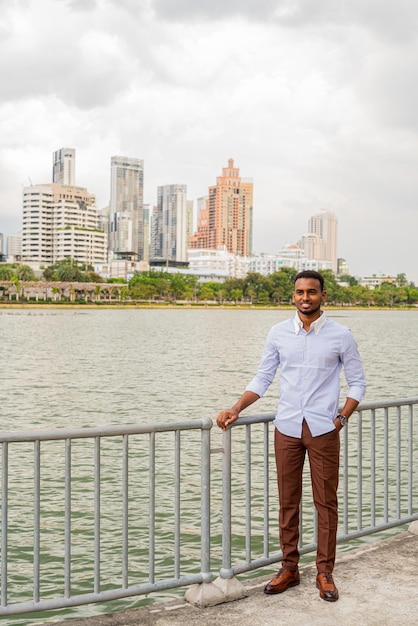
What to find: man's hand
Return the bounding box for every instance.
[333,417,344,432]
[216,391,260,430]
[216,410,239,430]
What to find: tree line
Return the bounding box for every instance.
[129,268,418,306]
[0,260,417,306]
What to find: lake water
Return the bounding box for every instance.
[1,307,417,625]
[1,307,417,433]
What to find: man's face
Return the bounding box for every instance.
[292,277,327,317]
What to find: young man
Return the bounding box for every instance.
[217,270,366,602]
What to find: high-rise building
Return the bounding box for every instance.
[307,210,338,272]
[297,233,326,262]
[150,184,188,264]
[22,183,106,266]
[186,200,194,242]
[7,233,22,261]
[52,147,76,186]
[109,156,144,261]
[189,159,253,257]
[142,204,150,262]
[337,258,349,275]
[188,196,208,250]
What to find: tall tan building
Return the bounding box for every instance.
[307,210,338,272]
[189,158,253,257]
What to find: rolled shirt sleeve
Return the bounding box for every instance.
[245,327,281,398]
[341,330,367,403]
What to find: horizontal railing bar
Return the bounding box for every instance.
[2,398,415,443]
[229,513,418,578]
[336,515,418,543]
[228,513,418,578]
[232,398,418,428]
[356,397,418,410]
[229,540,319,576]
[0,574,207,616]
[0,417,213,443]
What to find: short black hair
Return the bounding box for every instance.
[294,270,325,291]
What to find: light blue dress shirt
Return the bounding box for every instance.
[246,312,366,438]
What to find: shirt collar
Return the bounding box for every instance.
[293,311,327,335]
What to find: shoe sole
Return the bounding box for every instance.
[264,579,300,595]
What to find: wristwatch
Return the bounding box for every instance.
[337,414,348,427]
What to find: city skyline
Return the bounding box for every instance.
[1,146,415,282]
[1,1,417,283]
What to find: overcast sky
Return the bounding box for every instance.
[1,0,417,282]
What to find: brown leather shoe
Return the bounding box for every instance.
[264,566,300,594]
[316,572,339,602]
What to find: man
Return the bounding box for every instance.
[217,270,366,602]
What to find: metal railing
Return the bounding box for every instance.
[0,398,417,617]
[219,397,418,579]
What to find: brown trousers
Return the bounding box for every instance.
[274,419,340,573]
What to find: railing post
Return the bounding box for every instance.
[211,426,246,602]
[220,428,232,579]
[64,438,72,598]
[33,440,41,603]
[185,417,227,607]
[1,442,8,608]
[200,421,211,579]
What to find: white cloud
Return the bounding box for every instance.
[0,0,417,282]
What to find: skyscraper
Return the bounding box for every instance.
[150,184,188,264]
[52,147,76,186]
[307,210,338,272]
[109,156,145,260]
[189,158,253,257]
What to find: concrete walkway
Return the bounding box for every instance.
[51,523,418,626]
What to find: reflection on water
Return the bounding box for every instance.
[0,308,417,624]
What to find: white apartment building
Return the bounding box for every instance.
[248,245,305,275]
[22,183,106,265]
[297,258,334,272]
[248,245,335,276]
[95,259,149,281]
[187,246,250,280]
[248,255,292,275]
[359,275,397,289]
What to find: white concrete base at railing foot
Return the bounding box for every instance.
[408,520,418,535]
[213,575,247,602]
[184,582,225,607]
[184,576,247,607]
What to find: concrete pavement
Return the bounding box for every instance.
[50,522,418,626]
